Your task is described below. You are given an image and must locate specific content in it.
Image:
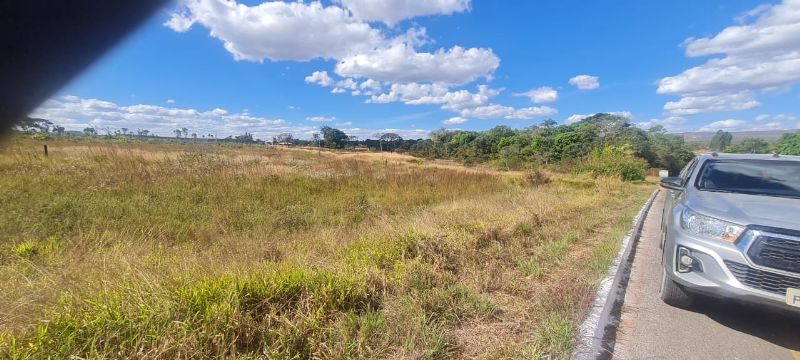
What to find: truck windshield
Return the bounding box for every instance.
[695,159,800,199]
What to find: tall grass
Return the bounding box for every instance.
[0,138,654,359]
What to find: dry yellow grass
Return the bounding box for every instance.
[0,138,654,359]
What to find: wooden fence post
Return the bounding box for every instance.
[44,145,48,156]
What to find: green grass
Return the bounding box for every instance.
[0,138,655,359]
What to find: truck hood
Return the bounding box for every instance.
[684,190,800,231]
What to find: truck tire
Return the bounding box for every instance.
[659,266,693,308]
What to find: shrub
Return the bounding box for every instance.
[525,169,551,186]
[577,145,647,181]
[13,241,39,258]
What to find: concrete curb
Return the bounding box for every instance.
[572,189,659,360]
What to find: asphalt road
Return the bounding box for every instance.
[613,191,800,360]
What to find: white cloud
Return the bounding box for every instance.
[305,71,334,87]
[459,104,557,120]
[699,119,748,132]
[166,0,495,87]
[658,0,800,114]
[28,95,323,140]
[338,0,470,26]
[331,87,347,94]
[306,116,336,122]
[336,78,358,90]
[335,43,499,85]
[663,91,761,116]
[167,99,176,104]
[442,116,467,125]
[566,111,631,124]
[569,75,600,90]
[695,114,800,132]
[165,0,383,61]
[635,116,687,131]
[515,86,559,104]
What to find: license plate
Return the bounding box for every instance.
[786,288,800,308]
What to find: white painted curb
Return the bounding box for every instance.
[572,189,659,360]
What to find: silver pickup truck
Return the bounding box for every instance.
[659,153,800,313]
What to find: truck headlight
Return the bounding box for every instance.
[680,208,744,243]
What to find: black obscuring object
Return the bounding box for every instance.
[0,1,168,133]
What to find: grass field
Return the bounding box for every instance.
[0,138,654,359]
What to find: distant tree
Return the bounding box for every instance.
[312,133,321,147]
[540,119,557,129]
[776,131,800,155]
[15,117,52,133]
[174,129,182,138]
[83,127,96,136]
[648,125,667,134]
[137,129,150,137]
[181,128,189,138]
[191,133,197,139]
[727,138,772,154]
[234,132,254,143]
[709,130,732,151]
[321,126,349,149]
[208,134,214,139]
[349,135,359,142]
[276,133,294,144]
[52,126,65,135]
[121,127,128,135]
[379,132,403,151]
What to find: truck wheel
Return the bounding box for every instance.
[659,267,693,308]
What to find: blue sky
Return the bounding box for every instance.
[32,0,800,140]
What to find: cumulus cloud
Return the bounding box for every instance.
[459,104,557,120]
[442,116,467,125]
[28,95,324,139]
[334,43,499,85]
[569,75,600,90]
[305,71,334,87]
[338,0,470,26]
[658,0,800,115]
[663,91,761,116]
[166,0,495,86]
[515,86,559,104]
[699,119,749,132]
[306,116,336,122]
[167,99,176,104]
[165,0,382,61]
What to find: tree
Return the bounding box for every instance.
[234,132,255,143]
[174,129,182,138]
[120,127,128,135]
[83,127,96,136]
[776,131,800,155]
[379,132,403,151]
[182,128,189,138]
[540,119,557,129]
[137,129,150,137]
[191,133,197,139]
[648,125,667,134]
[321,126,349,148]
[727,138,772,154]
[312,133,321,147]
[52,126,65,135]
[709,130,732,151]
[15,117,52,133]
[276,133,294,145]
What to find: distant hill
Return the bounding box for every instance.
[680,129,798,144]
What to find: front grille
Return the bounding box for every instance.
[748,236,800,273]
[726,261,800,296]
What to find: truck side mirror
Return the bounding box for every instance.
[660,177,684,191]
